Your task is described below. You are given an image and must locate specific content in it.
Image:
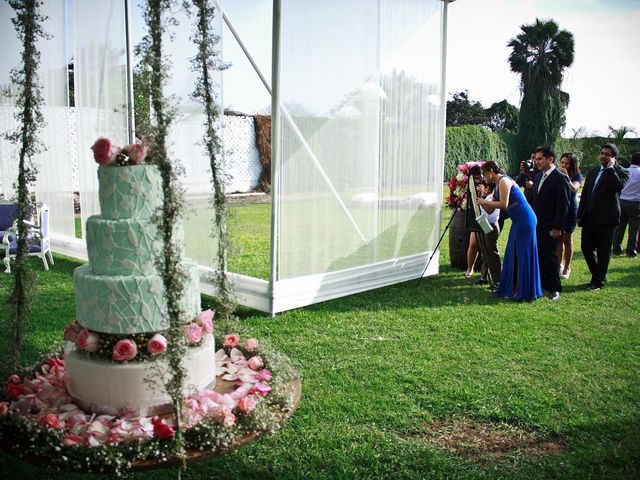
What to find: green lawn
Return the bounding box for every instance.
[1,197,639,479]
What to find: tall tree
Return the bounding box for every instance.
[508,18,574,159]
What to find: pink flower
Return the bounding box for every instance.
[123,142,149,164]
[6,383,25,400]
[112,339,138,362]
[152,417,176,440]
[247,355,264,370]
[7,374,21,384]
[244,338,259,350]
[185,324,204,345]
[63,322,82,342]
[0,402,9,417]
[221,407,236,427]
[40,413,62,430]
[47,356,65,369]
[248,383,271,397]
[76,328,100,352]
[62,434,83,446]
[224,334,240,348]
[91,137,119,165]
[237,396,257,414]
[197,309,215,333]
[147,333,167,355]
[255,369,273,382]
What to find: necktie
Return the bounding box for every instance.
[537,173,548,193]
[592,168,604,192]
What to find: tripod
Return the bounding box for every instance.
[416,190,467,288]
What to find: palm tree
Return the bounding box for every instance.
[508,18,574,158]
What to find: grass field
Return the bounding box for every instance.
[1,196,639,479]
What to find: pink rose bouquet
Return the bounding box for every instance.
[185,323,204,345]
[76,328,101,352]
[446,161,486,210]
[237,396,257,414]
[247,355,264,370]
[112,339,138,362]
[223,334,240,348]
[196,309,215,333]
[147,333,168,355]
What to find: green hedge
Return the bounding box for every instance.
[444,127,640,178]
[444,125,518,178]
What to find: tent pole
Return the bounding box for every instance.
[124,0,136,144]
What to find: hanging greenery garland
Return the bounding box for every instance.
[3,0,47,375]
[188,0,235,319]
[137,0,189,464]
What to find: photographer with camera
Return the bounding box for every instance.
[516,150,538,205]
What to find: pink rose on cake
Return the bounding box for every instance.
[196,309,215,333]
[76,328,100,352]
[122,142,149,164]
[185,323,204,345]
[255,369,273,382]
[244,338,259,350]
[39,413,62,430]
[91,137,120,165]
[147,333,168,355]
[224,334,240,348]
[63,322,82,342]
[112,339,138,361]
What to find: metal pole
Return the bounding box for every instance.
[124,0,136,143]
[268,0,282,316]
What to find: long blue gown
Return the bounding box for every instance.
[494,179,542,301]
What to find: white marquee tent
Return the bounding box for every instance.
[0,0,452,314]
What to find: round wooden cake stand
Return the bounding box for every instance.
[1,375,301,474]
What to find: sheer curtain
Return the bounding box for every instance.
[275,0,443,281]
[73,0,129,235]
[35,0,76,239]
[0,3,22,200]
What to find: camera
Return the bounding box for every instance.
[522,159,534,173]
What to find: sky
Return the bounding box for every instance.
[446,0,640,137]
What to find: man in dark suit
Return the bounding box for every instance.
[531,146,571,300]
[577,143,629,290]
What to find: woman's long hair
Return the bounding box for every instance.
[560,152,580,178]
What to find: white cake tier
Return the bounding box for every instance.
[98,164,162,220]
[85,215,184,276]
[65,334,216,416]
[74,262,200,334]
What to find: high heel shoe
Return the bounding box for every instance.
[560,267,571,279]
[464,271,473,278]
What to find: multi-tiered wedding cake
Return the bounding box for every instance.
[65,150,216,416]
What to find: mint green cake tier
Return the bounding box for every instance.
[85,215,184,276]
[74,262,200,334]
[98,164,162,220]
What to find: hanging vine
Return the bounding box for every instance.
[138,0,188,465]
[187,0,235,319]
[3,0,47,375]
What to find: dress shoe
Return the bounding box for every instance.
[548,291,560,301]
[612,248,623,256]
[474,278,489,285]
[626,251,637,258]
[489,282,499,292]
[587,282,603,291]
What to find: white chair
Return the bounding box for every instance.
[3,204,53,273]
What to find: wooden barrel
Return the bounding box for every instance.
[448,209,482,271]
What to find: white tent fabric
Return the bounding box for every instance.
[270,0,444,311]
[73,0,129,238]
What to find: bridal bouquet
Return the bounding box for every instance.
[445,161,485,209]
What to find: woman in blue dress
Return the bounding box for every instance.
[556,152,582,279]
[477,161,542,301]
